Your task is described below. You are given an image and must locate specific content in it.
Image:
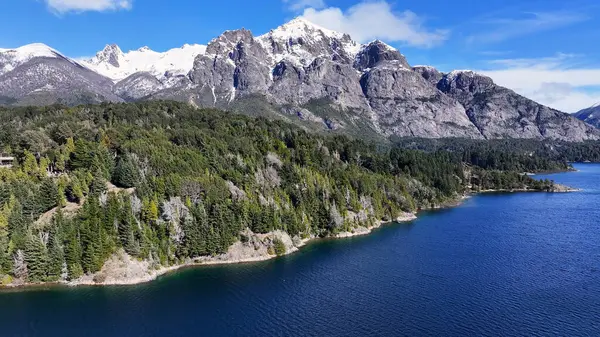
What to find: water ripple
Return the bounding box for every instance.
[1,164,600,336]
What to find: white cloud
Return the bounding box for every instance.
[44,0,132,13]
[283,0,325,11]
[479,54,600,112]
[301,1,448,47]
[467,11,588,44]
[478,50,513,56]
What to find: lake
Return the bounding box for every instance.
[1,164,599,337]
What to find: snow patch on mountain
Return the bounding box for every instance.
[263,17,345,41]
[258,17,361,67]
[0,43,64,75]
[83,44,207,82]
[445,70,480,81]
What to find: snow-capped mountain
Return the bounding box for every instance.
[82,43,207,82]
[0,43,120,105]
[257,17,361,67]
[0,43,68,75]
[574,103,600,129]
[0,18,597,141]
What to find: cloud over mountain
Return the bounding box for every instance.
[480,54,600,112]
[44,0,132,13]
[300,1,448,47]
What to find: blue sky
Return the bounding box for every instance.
[1,0,600,112]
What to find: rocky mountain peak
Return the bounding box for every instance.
[267,17,344,40]
[412,65,444,86]
[91,44,124,68]
[354,40,410,71]
[258,17,360,67]
[1,21,598,142]
[206,29,255,56]
[438,70,495,94]
[82,43,206,82]
[574,103,600,128]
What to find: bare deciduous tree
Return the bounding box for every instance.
[329,202,344,229]
[13,250,28,279]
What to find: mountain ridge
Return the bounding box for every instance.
[574,104,600,129]
[0,18,598,142]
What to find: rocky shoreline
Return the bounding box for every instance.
[1,184,579,290]
[71,213,418,287]
[2,212,419,289]
[476,183,580,194]
[335,213,417,238]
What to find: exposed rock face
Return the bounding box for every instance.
[185,22,369,113]
[0,19,598,142]
[412,66,444,86]
[188,54,236,106]
[229,36,272,96]
[360,66,482,138]
[436,71,599,141]
[269,57,368,109]
[574,104,600,129]
[184,29,271,106]
[354,40,410,71]
[93,44,123,68]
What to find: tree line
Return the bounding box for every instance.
[0,101,561,284]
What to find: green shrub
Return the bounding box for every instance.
[273,238,286,256]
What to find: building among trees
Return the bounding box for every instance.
[0,155,14,168]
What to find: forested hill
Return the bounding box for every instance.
[0,101,561,285]
[392,137,600,171]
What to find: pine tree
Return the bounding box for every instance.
[22,150,39,176]
[141,197,159,224]
[70,139,94,171]
[181,202,207,258]
[39,156,50,177]
[24,234,48,282]
[79,198,104,273]
[64,229,83,280]
[89,171,107,197]
[38,179,58,213]
[208,203,231,254]
[64,137,75,155]
[7,197,27,250]
[47,218,65,281]
[0,235,9,275]
[56,178,67,207]
[206,226,220,256]
[119,196,139,256]
[0,206,9,274]
[103,193,119,235]
[112,155,140,188]
[148,197,159,223]
[67,176,85,204]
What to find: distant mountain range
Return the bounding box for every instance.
[574,104,600,129]
[1,17,598,142]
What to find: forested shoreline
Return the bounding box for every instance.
[0,101,579,287]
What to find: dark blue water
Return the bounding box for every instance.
[1,164,599,337]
